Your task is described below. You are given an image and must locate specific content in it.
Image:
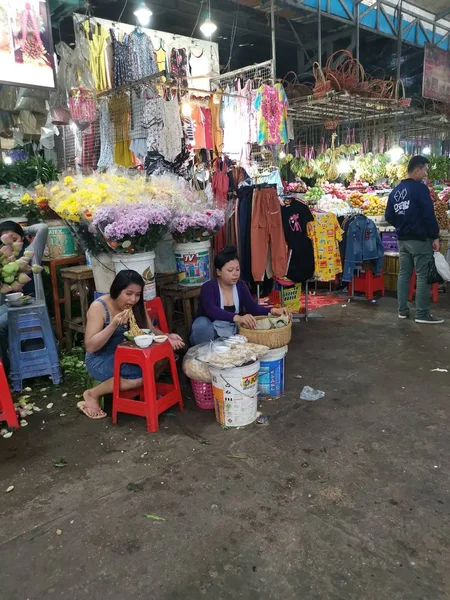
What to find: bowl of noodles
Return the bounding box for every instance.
[124,308,154,342]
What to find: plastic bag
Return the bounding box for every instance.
[300,386,325,401]
[433,251,450,282]
[428,255,444,285]
[182,342,213,383]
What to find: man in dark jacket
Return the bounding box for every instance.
[385,155,443,324]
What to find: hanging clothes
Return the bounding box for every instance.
[191,105,206,149]
[80,122,97,169]
[307,212,343,282]
[143,94,164,152]
[251,186,288,282]
[109,94,134,167]
[110,29,129,87]
[129,87,150,160]
[82,21,110,92]
[222,87,241,157]
[281,200,315,283]
[170,48,188,88]
[209,91,223,158]
[342,215,384,282]
[212,158,229,209]
[159,96,183,162]
[201,107,213,150]
[128,29,157,81]
[154,45,167,80]
[237,186,254,283]
[97,100,114,169]
[254,83,289,145]
[188,49,210,91]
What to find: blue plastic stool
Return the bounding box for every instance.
[8,302,62,392]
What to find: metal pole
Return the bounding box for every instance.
[355,2,360,62]
[396,0,402,82]
[318,1,322,68]
[271,0,276,81]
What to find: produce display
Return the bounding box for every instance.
[320,182,347,200]
[304,186,323,206]
[286,180,307,193]
[363,195,388,217]
[434,200,449,231]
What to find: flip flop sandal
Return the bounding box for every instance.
[77,400,107,420]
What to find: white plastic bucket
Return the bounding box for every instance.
[210,360,260,427]
[258,346,287,397]
[112,251,156,300]
[88,252,116,294]
[174,240,210,286]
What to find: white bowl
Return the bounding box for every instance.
[153,335,168,344]
[6,292,23,302]
[134,335,154,348]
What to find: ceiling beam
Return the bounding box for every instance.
[436,8,450,21]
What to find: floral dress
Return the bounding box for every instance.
[254,83,289,145]
[307,213,343,282]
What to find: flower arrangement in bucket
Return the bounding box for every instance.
[92,204,172,253]
[0,233,43,294]
[170,209,225,243]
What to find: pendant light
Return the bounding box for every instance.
[200,0,217,37]
[134,2,153,27]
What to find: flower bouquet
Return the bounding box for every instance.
[170,209,225,243]
[92,204,172,253]
[0,233,43,294]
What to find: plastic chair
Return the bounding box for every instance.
[8,302,62,392]
[408,270,439,303]
[145,297,169,333]
[112,341,183,432]
[0,360,19,429]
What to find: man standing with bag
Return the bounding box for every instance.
[385,155,444,324]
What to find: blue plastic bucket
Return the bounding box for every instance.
[258,346,287,397]
[174,241,210,286]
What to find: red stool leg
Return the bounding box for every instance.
[367,270,373,301]
[0,361,19,429]
[142,363,159,433]
[111,355,122,425]
[432,283,439,303]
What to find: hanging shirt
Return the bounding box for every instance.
[188,50,211,91]
[154,46,167,80]
[254,83,289,145]
[128,29,157,81]
[307,213,343,282]
[281,200,315,283]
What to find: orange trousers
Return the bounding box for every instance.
[251,187,288,282]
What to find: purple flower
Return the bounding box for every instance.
[93,204,171,240]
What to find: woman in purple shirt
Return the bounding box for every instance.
[191,246,289,346]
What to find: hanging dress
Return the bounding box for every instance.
[128,29,157,81]
[82,21,110,92]
[188,49,210,91]
[143,94,164,152]
[170,48,188,88]
[154,45,167,80]
[129,87,150,160]
[159,96,183,162]
[209,91,223,158]
[97,99,114,168]
[254,83,289,145]
[110,29,129,87]
[109,94,134,167]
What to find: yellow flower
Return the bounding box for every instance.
[50,185,60,194]
[21,192,33,205]
[63,176,73,185]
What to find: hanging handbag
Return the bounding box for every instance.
[427,255,444,284]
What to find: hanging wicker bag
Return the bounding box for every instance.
[313,62,332,98]
[238,316,292,349]
[282,71,313,101]
[395,79,412,107]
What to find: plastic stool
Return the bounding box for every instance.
[408,270,439,303]
[145,297,169,333]
[112,341,183,432]
[348,268,385,301]
[0,360,19,428]
[8,303,62,392]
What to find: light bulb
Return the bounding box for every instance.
[422,146,431,156]
[4,156,12,165]
[200,19,217,37]
[388,146,404,163]
[133,2,152,26]
[338,159,351,174]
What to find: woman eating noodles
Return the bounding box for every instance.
[79,269,184,419]
[191,246,289,346]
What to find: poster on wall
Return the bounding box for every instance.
[423,44,450,103]
[0,0,56,89]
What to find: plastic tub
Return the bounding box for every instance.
[258,346,287,397]
[210,361,260,427]
[88,252,115,293]
[112,251,156,300]
[174,240,210,286]
[191,380,215,409]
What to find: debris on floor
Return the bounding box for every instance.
[300,386,326,401]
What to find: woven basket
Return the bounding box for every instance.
[191,380,214,409]
[238,317,292,349]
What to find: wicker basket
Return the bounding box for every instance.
[238,317,292,349]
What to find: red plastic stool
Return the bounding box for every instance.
[408,270,439,303]
[112,341,183,432]
[348,268,385,301]
[0,360,19,429]
[145,297,169,333]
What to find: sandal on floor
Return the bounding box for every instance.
[77,400,107,420]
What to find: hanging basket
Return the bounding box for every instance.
[395,79,412,107]
[324,119,341,130]
[325,49,356,91]
[282,71,313,101]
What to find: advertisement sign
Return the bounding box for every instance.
[0,0,55,89]
[423,44,450,103]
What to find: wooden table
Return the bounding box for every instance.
[159,282,201,332]
[61,265,95,350]
[42,255,86,343]
[155,272,178,295]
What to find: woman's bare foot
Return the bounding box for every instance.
[77,390,107,419]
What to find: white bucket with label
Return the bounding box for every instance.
[210,360,260,428]
[174,240,210,286]
[87,252,116,294]
[112,251,156,300]
[258,346,287,397]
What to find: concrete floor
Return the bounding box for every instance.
[1,297,450,599]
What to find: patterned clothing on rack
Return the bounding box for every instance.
[159,96,183,162]
[143,95,164,152]
[209,91,223,157]
[128,29,157,81]
[109,94,134,167]
[170,48,188,87]
[307,212,343,282]
[110,29,129,87]
[97,100,114,168]
[254,83,289,145]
